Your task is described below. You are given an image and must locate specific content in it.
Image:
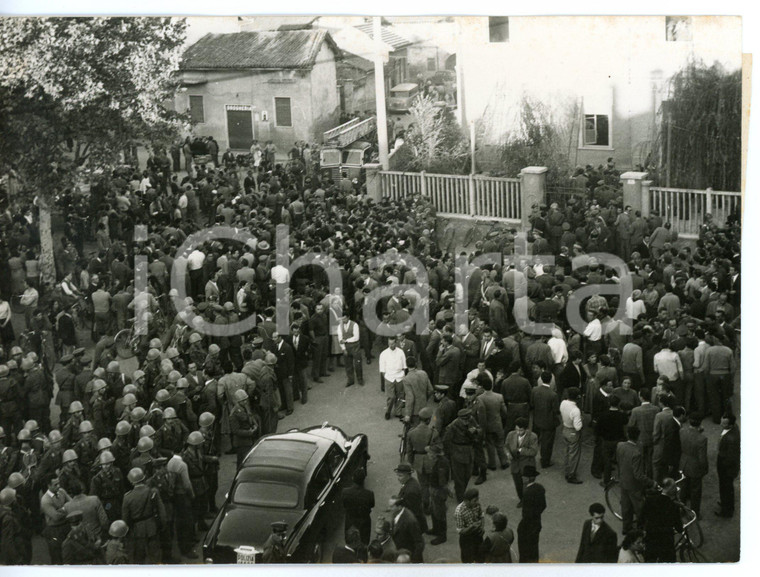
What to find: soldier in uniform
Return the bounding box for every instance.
[402,357,434,427]
[54,355,77,426]
[59,449,83,495]
[34,429,64,504]
[147,456,176,564]
[463,382,488,485]
[90,379,109,439]
[90,451,124,524]
[0,487,29,565]
[6,474,34,562]
[422,442,450,545]
[198,412,220,514]
[155,407,189,454]
[130,436,156,479]
[229,389,258,467]
[22,356,52,433]
[182,431,209,533]
[62,509,103,564]
[122,467,166,564]
[404,407,437,513]
[111,421,132,475]
[0,364,22,440]
[105,520,131,564]
[443,407,481,503]
[61,401,85,449]
[0,427,16,487]
[73,420,99,488]
[262,521,289,563]
[431,385,457,439]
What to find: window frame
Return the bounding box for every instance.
[488,16,510,43]
[189,95,205,124]
[274,97,293,128]
[579,93,614,151]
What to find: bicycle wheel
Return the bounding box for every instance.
[679,543,708,563]
[685,519,704,549]
[604,480,622,520]
[114,329,136,359]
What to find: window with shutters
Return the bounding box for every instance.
[189,95,204,123]
[580,90,613,149]
[275,97,292,127]
[488,17,510,43]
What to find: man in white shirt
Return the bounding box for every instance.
[337,313,363,388]
[653,341,684,405]
[186,248,206,300]
[583,311,603,358]
[548,328,568,369]
[379,337,407,420]
[625,290,647,322]
[560,387,584,484]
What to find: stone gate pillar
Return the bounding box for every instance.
[519,166,548,231]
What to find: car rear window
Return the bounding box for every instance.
[233,482,300,508]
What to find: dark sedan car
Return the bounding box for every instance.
[203,423,369,564]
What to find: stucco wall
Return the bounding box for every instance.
[176,48,339,155]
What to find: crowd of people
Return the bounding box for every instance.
[0,144,741,565]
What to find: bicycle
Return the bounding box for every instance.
[676,508,708,562]
[463,219,505,248]
[113,318,142,359]
[604,471,703,549]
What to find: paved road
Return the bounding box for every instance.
[18,307,739,564]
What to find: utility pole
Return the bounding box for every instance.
[373,16,390,170]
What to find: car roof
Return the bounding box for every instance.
[243,436,323,473]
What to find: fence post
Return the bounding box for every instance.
[641,180,653,218]
[420,170,427,199]
[620,171,648,214]
[705,187,713,217]
[469,174,476,217]
[519,166,548,231]
[364,163,383,203]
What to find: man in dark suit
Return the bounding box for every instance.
[652,397,684,483]
[489,290,510,338]
[341,467,374,545]
[499,369,532,433]
[517,465,546,563]
[477,378,508,470]
[616,426,657,534]
[557,350,584,401]
[436,335,462,393]
[627,388,660,478]
[388,495,424,563]
[270,331,295,415]
[505,417,538,505]
[596,395,629,486]
[460,326,481,375]
[284,323,311,404]
[395,462,427,533]
[575,502,618,563]
[715,413,740,518]
[331,527,364,563]
[679,412,708,517]
[531,371,560,468]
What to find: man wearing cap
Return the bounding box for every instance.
[395,461,427,533]
[454,487,485,563]
[122,467,166,564]
[22,355,51,433]
[405,407,437,496]
[431,384,457,438]
[0,486,28,564]
[443,407,480,502]
[262,521,289,563]
[517,465,546,563]
[61,509,103,564]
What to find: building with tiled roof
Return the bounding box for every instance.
[176,30,341,153]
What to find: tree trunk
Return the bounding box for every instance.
[38,194,57,286]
